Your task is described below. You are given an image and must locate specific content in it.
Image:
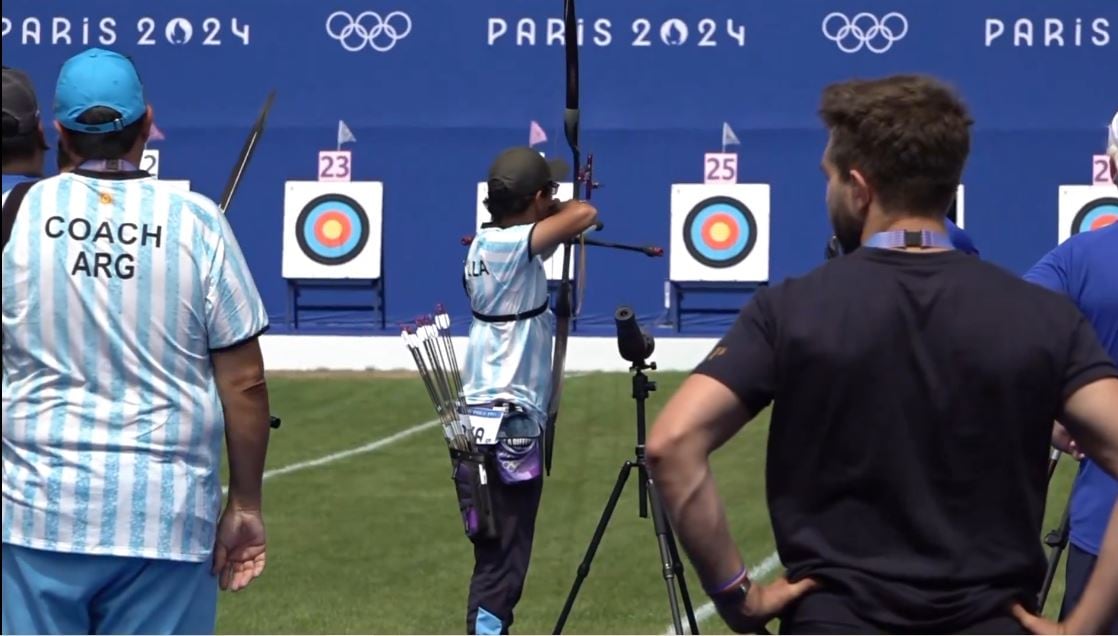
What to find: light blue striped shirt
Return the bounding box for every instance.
[461,224,554,425]
[2,172,268,562]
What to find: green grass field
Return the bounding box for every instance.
[215,371,1076,634]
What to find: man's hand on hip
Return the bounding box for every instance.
[716,575,819,634]
[212,505,267,592]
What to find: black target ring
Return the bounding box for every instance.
[294,193,370,266]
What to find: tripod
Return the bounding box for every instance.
[1037,449,1072,612]
[553,359,700,635]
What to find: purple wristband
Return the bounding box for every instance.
[705,565,748,596]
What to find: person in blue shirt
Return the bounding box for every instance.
[1023,112,1118,633]
[1,66,47,193]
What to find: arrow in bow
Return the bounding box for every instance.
[544,0,598,475]
[217,89,282,430]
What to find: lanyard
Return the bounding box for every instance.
[78,159,140,173]
[863,229,954,250]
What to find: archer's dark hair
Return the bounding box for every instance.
[483,181,547,223]
[1,114,42,165]
[64,107,146,161]
[819,74,973,217]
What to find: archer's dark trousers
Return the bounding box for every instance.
[465,474,544,635]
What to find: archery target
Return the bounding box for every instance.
[1059,185,1118,244]
[283,180,382,279]
[670,184,770,282]
[474,181,576,281]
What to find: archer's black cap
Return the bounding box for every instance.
[2,66,41,137]
[487,146,569,199]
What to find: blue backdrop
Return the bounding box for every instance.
[4,0,1116,335]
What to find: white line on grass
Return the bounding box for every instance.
[662,550,782,636]
[222,372,591,494]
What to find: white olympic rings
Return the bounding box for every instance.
[326,10,412,52]
[822,12,908,54]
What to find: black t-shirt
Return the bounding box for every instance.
[694,247,1118,631]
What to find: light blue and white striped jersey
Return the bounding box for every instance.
[461,224,554,425]
[1,171,268,563]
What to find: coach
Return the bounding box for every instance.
[2,48,273,634]
[1022,110,1118,634]
[647,74,1118,634]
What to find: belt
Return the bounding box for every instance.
[471,299,549,323]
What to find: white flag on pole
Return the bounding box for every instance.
[721,122,740,153]
[337,120,357,150]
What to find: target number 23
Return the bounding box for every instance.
[318,150,352,182]
[704,153,737,184]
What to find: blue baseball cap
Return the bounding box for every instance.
[54,48,145,133]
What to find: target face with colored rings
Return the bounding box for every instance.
[1071,197,1118,235]
[683,196,758,268]
[295,193,370,265]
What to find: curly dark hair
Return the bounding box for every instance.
[819,74,973,217]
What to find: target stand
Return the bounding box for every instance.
[665,184,771,332]
[282,181,386,331]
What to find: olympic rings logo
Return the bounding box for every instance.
[821,12,908,54]
[326,10,412,52]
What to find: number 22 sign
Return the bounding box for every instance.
[318,150,352,182]
[704,153,737,184]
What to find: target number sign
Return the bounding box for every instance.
[140,149,159,178]
[318,150,352,182]
[1093,155,1112,185]
[704,153,738,184]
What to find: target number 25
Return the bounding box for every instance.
[704,153,737,184]
[318,150,352,182]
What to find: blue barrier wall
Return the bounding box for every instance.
[4,0,1116,335]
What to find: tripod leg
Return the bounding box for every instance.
[1037,496,1072,612]
[646,477,696,635]
[664,522,699,634]
[553,461,635,635]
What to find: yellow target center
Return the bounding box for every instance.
[322,219,344,241]
[709,222,731,242]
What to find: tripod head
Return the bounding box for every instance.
[615,306,656,372]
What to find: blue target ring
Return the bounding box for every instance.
[295,193,369,265]
[683,196,757,268]
[1071,197,1118,236]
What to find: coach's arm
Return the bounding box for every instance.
[213,337,271,508]
[210,336,271,591]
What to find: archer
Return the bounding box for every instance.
[456,146,597,635]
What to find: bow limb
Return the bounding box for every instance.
[544,0,581,476]
[219,90,277,213]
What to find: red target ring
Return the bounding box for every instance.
[314,210,353,248]
[701,213,740,250]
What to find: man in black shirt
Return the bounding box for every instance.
[647,74,1118,634]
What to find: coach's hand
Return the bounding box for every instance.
[213,505,267,592]
[717,575,819,634]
